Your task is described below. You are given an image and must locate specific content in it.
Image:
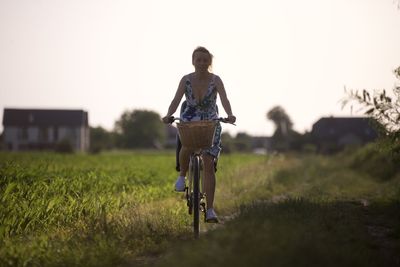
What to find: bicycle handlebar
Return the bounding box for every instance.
[166,116,236,126]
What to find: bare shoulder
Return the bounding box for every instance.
[174,75,189,95]
[213,74,224,88]
[178,74,190,86]
[180,74,190,82]
[213,73,222,81]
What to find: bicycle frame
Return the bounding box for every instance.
[185,150,207,238]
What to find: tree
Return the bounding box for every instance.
[342,66,400,157]
[221,132,234,153]
[114,109,166,149]
[266,106,293,137]
[234,132,253,152]
[266,106,296,151]
[89,126,114,153]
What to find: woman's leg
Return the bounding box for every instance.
[203,154,216,210]
[174,146,192,191]
[179,146,191,177]
[203,122,221,210]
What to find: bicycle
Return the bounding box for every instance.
[169,117,234,238]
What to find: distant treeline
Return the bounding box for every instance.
[88,109,267,153]
[88,108,316,154]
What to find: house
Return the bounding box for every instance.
[2,108,89,152]
[251,136,272,154]
[311,117,378,153]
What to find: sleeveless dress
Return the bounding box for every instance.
[180,73,222,158]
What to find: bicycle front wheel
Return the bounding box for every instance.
[192,155,200,238]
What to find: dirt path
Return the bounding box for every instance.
[124,197,400,267]
[360,200,400,266]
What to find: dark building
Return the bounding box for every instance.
[311,117,378,153]
[2,108,89,152]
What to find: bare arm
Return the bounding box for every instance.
[215,76,236,123]
[162,76,186,123]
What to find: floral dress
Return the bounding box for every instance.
[180,73,222,158]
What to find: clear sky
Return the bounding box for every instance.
[1,0,399,136]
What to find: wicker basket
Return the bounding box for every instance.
[177,121,217,149]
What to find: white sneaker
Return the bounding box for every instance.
[174,176,186,192]
[206,208,219,223]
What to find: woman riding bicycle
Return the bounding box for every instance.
[162,46,236,222]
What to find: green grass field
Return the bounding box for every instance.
[0,151,269,267]
[0,147,399,267]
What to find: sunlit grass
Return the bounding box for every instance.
[0,151,268,267]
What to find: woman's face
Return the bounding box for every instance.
[193,51,211,72]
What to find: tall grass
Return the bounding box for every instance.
[0,151,268,267]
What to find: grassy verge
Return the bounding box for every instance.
[154,200,400,267]
[146,147,400,267]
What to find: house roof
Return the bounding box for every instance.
[311,117,377,141]
[2,108,89,127]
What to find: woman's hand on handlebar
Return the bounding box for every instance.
[162,116,174,124]
[227,115,236,124]
[217,116,236,125]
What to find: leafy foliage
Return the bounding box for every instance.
[342,66,400,134]
[234,132,253,151]
[114,109,166,149]
[344,141,400,181]
[266,106,293,134]
[266,106,304,151]
[89,126,114,153]
[342,66,400,166]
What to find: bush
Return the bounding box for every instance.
[341,67,400,180]
[345,141,400,181]
[89,145,102,154]
[55,139,74,153]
